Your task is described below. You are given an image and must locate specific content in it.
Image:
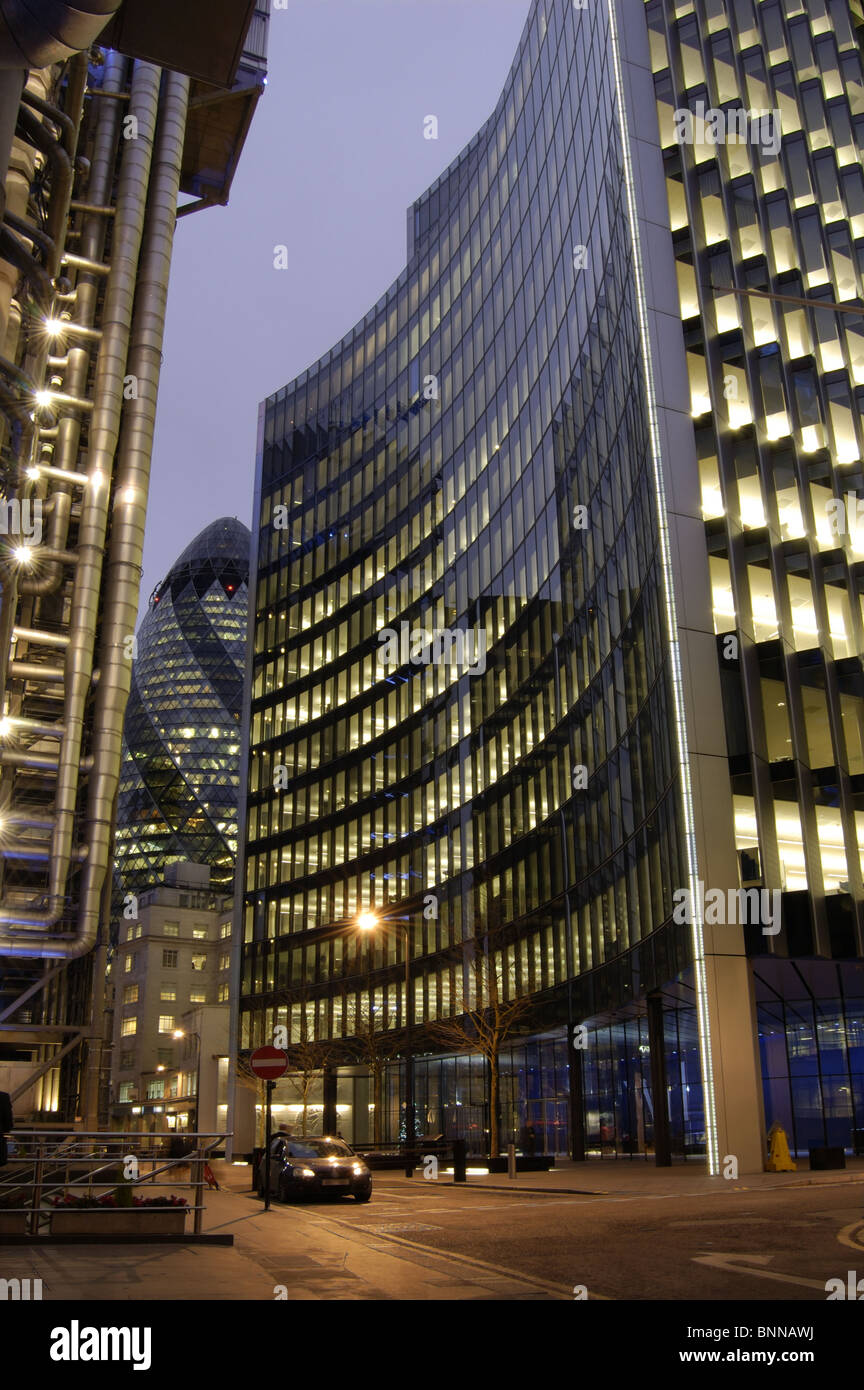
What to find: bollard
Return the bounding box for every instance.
[453,1137,467,1183]
[507,1142,517,1180]
[193,1149,205,1235]
[30,1144,44,1236]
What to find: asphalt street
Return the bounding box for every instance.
[289,1174,864,1301]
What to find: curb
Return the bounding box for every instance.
[374,1172,864,1198]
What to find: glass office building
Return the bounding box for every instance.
[237,0,864,1165]
[646,0,864,1156]
[114,518,249,902]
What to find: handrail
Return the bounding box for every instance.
[7,1130,228,1137]
[0,1131,229,1233]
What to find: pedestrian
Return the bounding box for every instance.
[271,1124,291,1159]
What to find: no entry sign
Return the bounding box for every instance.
[253,1046,289,1213]
[250,1046,289,1079]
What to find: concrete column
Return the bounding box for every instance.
[322,1065,338,1136]
[569,1040,585,1160]
[647,994,671,1166]
[612,0,766,1174]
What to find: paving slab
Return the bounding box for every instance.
[0,1174,567,1301]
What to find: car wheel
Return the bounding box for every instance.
[354,1191,372,1203]
[278,1180,293,1204]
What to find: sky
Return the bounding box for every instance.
[140,0,532,614]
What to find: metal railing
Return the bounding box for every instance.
[0,1130,226,1237]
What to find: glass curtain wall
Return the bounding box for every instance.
[239,0,696,1153]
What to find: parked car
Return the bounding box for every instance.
[258,1136,372,1203]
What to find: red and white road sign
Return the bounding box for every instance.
[249,1046,289,1079]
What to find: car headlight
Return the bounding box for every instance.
[298,1167,315,1178]
[352,1165,365,1176]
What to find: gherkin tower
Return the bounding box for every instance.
[113,517,250,901]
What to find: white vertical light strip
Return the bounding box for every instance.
[605,0,719,1175]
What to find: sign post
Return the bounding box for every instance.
[264,1079,274,1210]
[250,1046,289,1211]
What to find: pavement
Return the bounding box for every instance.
[3,1155,862,1302]
[413,1153,864,1197]
[0,1161,566,1301]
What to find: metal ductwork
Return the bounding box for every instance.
[0,0,267,1124]
[0,2,121,69]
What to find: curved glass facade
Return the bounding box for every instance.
[241,0,695,1072]
[646,0,864,1154]
[114,517,250,899]
[238,0,812,1170]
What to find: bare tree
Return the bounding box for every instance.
[282,1034,337,1136]
[349,1000,404,1146]
[274,984,339,1136]
[236,987,335,1142]
[429,931,535,1158]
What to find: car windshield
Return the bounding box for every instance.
[286,1140,352,1159]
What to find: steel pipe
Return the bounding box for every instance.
[14,100,72,271]
[12,626,69,648]
[20,86,75,155]
[0,60,161,946]
[9,662,65,682]
[2,814,56,830]
[0,841,86,863]
[78,71,191,968]
[0,714,63,737]
[0,749,60,771]
[0,2,123,71]
[60,251,109,275]
[18,51,124,612]
[19,492,76,594]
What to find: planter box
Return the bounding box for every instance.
[50,1208,188,1236]
[809,1146,845,1172]
[485,1155,555,1173]
[0,1212,26,1235]
[357,1153,414,1171]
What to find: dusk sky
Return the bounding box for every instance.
[140,0,532,613]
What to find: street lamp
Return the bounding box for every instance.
[356,910,415,1153]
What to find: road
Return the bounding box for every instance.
[290,1174,864,1301]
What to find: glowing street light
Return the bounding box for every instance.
[353,908,415,1156]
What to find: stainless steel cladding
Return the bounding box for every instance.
[0,56,187,958]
